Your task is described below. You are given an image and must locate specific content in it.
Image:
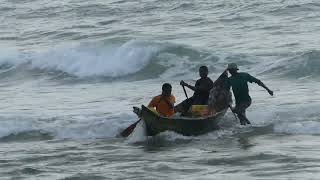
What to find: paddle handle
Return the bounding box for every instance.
[182,85,188,99]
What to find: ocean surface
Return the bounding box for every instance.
[1,0,320,179]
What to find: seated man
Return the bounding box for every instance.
[177,66,214,115]
[148,83,176,117]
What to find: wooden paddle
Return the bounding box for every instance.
[182,85,188,99]
[228,104,251,125]
[120,119,141,137]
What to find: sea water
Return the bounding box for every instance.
[1,0,320,179]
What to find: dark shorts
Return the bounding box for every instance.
[234,99,252,115]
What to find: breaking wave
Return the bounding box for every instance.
[0,113,135,142]
[1,40,320,82]
[259,50,320,79]
[0,40,215,81]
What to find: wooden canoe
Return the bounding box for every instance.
[133,105,227,136]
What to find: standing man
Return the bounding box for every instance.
[177,66,214,114]
[226,63,273,125]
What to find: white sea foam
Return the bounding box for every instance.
[0,118,38,138]
[126,120,147,143]
[0,48,28,67]
[0,113,136,140]
[274,121,320,135]
[29,40,160,77]
[0,40,160,78]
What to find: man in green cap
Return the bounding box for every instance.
[226,63,273,125]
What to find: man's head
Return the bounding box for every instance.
[199,66,209,78]
[227,63,239,75]
[162,83,172,97]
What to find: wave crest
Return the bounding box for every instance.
[0,40,224,81]
[259,50,320,79]
[30,40,159,77]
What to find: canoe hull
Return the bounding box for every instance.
[136,105,227,136]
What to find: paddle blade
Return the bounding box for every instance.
[120,120,141,137]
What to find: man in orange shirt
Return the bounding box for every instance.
[148,83,176,117]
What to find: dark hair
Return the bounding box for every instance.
[199,66,208,71]
[162,83,172,91]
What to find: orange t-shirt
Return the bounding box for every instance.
[148,95,176,117]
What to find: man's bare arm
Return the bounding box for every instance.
[256,80,273,96]
[180,80,196,91]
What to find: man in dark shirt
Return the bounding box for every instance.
[226,63,273,125]
[177,66,214,114]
